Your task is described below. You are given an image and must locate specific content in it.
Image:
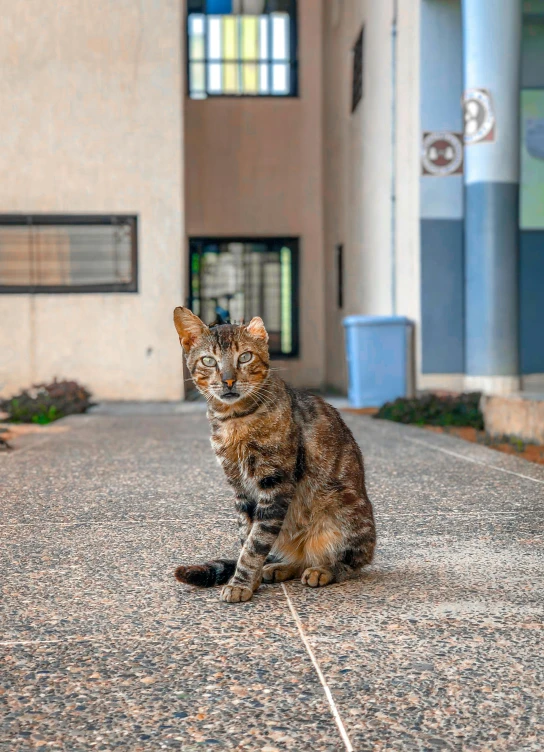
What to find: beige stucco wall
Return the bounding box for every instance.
[323,0,421,393]
[185,0,325,389]
[0,0,184,401]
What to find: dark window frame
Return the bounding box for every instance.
[351,26,364,113]
[188,236,300,359]
[186,0,299,99]
[0,214,138,294]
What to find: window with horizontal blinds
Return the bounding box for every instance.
[0,216,137,293]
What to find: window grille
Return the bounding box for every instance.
[189,237,299,357]
[0,216,137,293]
[187,0,298,98]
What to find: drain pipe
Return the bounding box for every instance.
[390,0,398,315]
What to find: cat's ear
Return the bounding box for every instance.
[173,307,208,352]
[246,316,268,343]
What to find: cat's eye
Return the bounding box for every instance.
[239,352,252,364]
[202,356,216,367]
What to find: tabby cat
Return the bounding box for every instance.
[173,307,376,603]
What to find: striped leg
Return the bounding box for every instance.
[234,495,255,547]
[331,513,376,582]
[221,492,290,603]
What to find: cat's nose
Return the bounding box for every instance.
[221,373,236,389]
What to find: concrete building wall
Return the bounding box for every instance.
[0,0,184,401]
[394,0,421,374]
[184,0,325,389]
[323,0,421,393]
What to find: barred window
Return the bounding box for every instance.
[187,0,298,99]
[189,238,299,357]
[351,27,363,113]
[0,216,137,293]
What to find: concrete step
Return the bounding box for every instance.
[482,393,544,444]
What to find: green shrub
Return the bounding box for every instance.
[1,379,93,424]
[374,392,484,429]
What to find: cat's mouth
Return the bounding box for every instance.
[220,391,241,401]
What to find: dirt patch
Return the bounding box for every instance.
[422,425,544,466]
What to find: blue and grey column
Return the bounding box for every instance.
[463,0,522,395]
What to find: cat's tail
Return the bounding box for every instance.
[174,559,236,587]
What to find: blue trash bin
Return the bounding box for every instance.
[343,315,414,408]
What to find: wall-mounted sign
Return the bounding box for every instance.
[463,88,495,144]
[421,132,464,176]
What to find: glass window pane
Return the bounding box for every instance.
[242,63,258,93]
[64,225,132,286]
[281,246,292,354]
[263,260,281,331]
[191,251,201,316]
[272,13,289,60]
[272,63,288,94]
[208,62,222,93]
[188,4,295,98]
[189,14,205,60]
[190,63,206,96]
[259,16,268,59]
[230,291,245,324]
[189,239,295,354]
[223,15,238,61]
[259,63,269,93]
[0,220,135,289]
[223,62,239,93]
[0,227,32,285]
[242,15,258,59]
[208,16,222,61]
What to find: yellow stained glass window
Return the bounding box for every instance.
[242,16,258,93]
[223,16,239,93]
[187,3,296,98]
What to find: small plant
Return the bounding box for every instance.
[487,434,528,453]
[374,392,484,429]
[0,379,93,424]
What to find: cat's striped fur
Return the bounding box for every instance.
[173,307,376,603]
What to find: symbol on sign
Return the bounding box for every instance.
[463,88,495,144]
[421,132,464,176]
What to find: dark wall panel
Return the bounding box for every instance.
[421,218,465,374]
[520,231,544,374]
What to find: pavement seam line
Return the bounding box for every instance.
[405,436,544,485]
[281,584,354,752]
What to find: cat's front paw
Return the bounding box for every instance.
[262,562,299,583]
[301,567,335,588]
[220,583,254,603]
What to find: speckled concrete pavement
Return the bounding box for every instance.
[1,407,543,751]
